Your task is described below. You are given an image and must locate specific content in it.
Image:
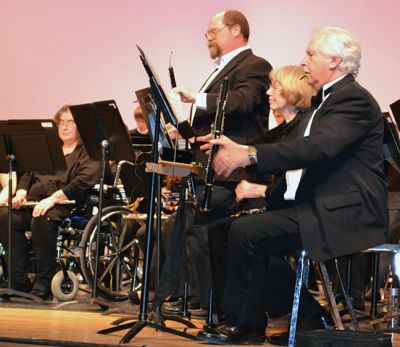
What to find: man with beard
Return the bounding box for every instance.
[168,10,272,314]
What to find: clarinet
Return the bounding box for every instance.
[200,77,229,213]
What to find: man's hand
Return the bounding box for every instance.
[197,133,213,150]
[165,123,183,140]
[173,86,196,104]
[32,196,57,217]
[235,180,267,202]
[211,136,251,177]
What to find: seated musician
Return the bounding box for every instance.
[206,65,327,326]
[129,104,149,138]
[0,105,102,299]
[197,27,388,345]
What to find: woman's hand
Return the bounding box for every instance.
[235,180,267,202]
[31,189,67,217]
[32,196,57,217]
[12,190,27,210]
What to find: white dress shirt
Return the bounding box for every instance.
[284,74,347,200]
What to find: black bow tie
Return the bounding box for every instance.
[311,86,333,109]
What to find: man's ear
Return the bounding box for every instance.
[231,24,241,38]
[329,55,342,70]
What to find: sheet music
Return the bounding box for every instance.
[168,90,189,123]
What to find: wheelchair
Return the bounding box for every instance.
[50,214,87,301]
[50,160,145,302]
[0,160,147,303]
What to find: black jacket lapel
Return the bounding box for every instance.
[204,49,252,92]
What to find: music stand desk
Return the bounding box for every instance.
[146,160,199,177]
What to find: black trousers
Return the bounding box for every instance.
[0,207,58,289]
[221,206,323,330]
[186,182,242,308]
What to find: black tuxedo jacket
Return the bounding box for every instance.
[255,74,388,261]
[192,49,272,181]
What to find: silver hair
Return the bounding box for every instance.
[311,26,361,77]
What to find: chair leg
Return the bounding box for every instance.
[334,258,360,331]
[370,253,380,318]
[317,262,344,330]
[288,250,309,347]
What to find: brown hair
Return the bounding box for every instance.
[223,10,250,41]
[53,104,82,144]
[133,105,144,121]
[53,104,70,125]
[269,66,315,109]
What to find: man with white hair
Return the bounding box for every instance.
[198,26,388,345]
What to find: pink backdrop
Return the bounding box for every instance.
[1,0,399,129]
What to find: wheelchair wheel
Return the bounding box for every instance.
[51,270,79,302]
[79,205,140,301]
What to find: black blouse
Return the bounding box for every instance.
[17,144,102,216]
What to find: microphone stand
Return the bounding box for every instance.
[91,139,108,301]
[163,52,192,319]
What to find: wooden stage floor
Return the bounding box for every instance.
[0,297,398,346]
[0,295,290,347]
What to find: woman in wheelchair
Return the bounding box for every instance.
[0,105,102,299]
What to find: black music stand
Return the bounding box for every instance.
[0,119,66,302]
[390,99,400,125]
[383,112,400,173]
[97,47,199,343]
[70,100,134,304]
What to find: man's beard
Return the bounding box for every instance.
[208,44,221,59]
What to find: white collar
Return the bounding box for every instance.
[322,74,347,96]
[214,46,250,69]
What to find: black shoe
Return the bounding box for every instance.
[268,331,291,346]
[351,296,365,311]
[30,288,51,300]
[197,323,225,339]
[162,298,200,311]
[197,323,266,345]
[268,311,333,346]
[10,281,33,293]
[297,310,334,331]
[161,299,208,318]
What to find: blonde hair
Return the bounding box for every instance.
[269,65,315,109]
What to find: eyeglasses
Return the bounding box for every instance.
[204,26,230,39]
[269,83,282,94]
[58,119,76,127]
